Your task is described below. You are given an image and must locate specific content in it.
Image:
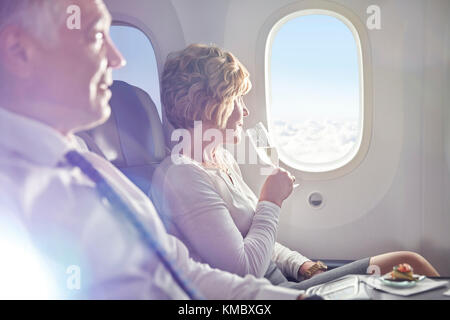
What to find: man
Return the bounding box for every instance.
[0,0,305,299]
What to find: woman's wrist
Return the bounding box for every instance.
[258,197,282,208]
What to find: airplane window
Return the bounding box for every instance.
[269,14,362,172]
[110,25,162,120]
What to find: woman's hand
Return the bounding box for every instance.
[259,167,295,207]
[299,261,325,279]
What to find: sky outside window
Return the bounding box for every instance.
[110,25,162,119]
[270,14,361,169]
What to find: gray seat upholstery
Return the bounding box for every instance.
[77,80,167,195]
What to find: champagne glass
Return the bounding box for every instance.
[246,122,299,188]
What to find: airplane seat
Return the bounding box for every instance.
[77,80,167,196]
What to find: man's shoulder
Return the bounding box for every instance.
[0,152,35,187]
[0,152,61,183]
[0,153,36,218]
[0,152,84,211]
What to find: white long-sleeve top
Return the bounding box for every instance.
[0,107,301,300]
[151,147,310,281]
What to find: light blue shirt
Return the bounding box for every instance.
[0,107,302,299]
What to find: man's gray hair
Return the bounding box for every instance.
[0,0,69,43]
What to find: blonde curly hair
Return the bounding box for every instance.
[161,44,251,129]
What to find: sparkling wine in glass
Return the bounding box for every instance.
[246,122,299,188]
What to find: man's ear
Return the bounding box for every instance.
[0,26,37,79]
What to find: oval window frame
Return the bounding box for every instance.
[257,1,373,180]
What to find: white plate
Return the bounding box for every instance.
[379,274,426,288]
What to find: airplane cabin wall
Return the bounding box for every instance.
[421,0,450,275]
[104,0,450,275]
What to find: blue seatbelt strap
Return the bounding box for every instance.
[65,150,203,300]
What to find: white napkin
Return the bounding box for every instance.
[362,275,448,297]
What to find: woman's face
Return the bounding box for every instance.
[223,96,249,144]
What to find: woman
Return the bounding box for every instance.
[151,44,439,290]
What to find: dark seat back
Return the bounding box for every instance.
[77,80,167,194]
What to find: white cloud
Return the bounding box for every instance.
[272,118,359,164]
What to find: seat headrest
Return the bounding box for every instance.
[78,80,167,168]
